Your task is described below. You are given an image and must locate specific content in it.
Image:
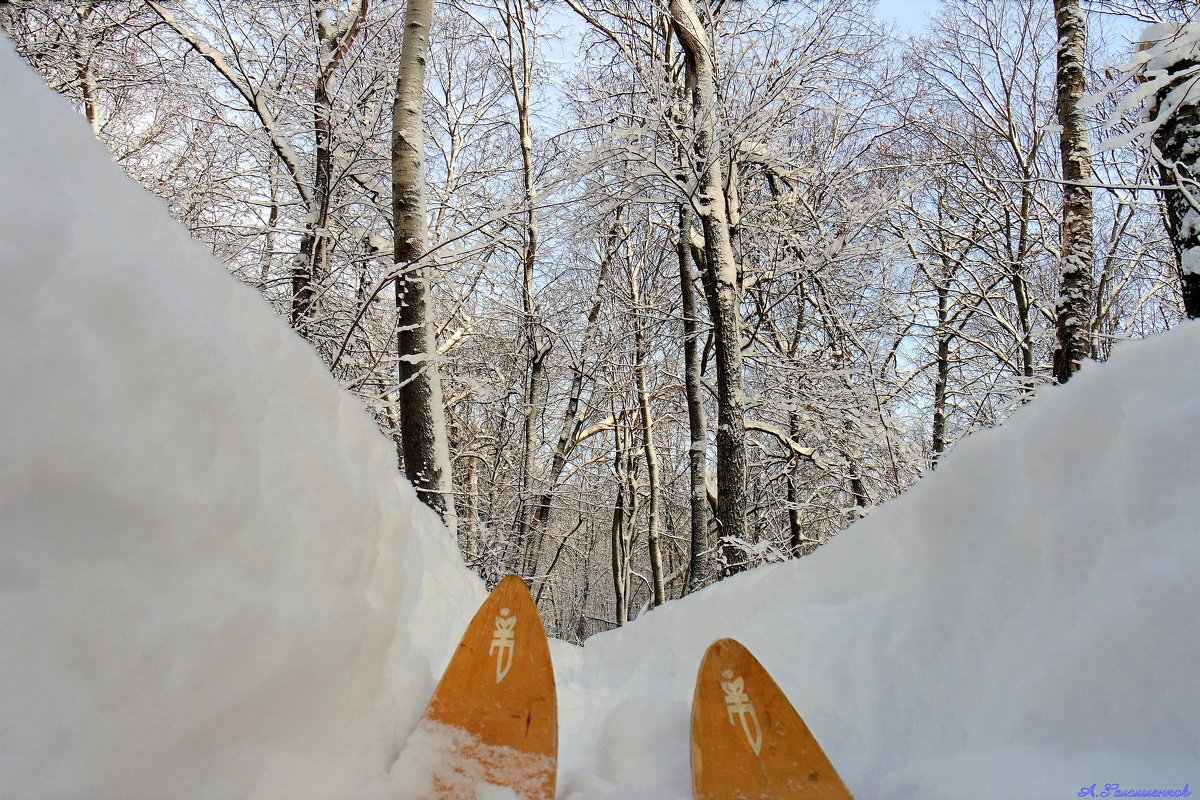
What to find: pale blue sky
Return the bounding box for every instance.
[542,0,949,69]
[875,0,943,33]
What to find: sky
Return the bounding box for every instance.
[540,0,948,72]
[875,0,943,33]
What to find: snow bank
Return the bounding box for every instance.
[557,327,1200,798]
[0,40,482,800]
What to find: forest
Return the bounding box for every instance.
[3,0,1197,642]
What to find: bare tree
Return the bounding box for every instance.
[6,0,1186,640]
[1140,24,1200,318]
[393,0,455,528]
[669,0,749,578]
[1052,0,1096,381]
[144,1,366,338]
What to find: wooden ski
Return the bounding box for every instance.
[691,638,852,800]
[409,574,557,799]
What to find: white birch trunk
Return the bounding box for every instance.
[392,0,455,534]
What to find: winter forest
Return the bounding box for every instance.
[4,0,1198,643]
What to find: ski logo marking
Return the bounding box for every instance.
[721,670,763,756]
[489,608,517,683]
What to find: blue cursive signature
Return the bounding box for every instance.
[1078,784,1191,798]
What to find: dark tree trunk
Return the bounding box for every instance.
[670,0,749,580]
[1051,0,1095,382]
[1150,39,1200,319]
[932,282,950,464]
[679,203,713,594]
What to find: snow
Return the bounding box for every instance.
[2,32,1199,800]
[0,39,483,800]
[1095,23,1200,154]
[552,330,1200,798]
[1140,24,1200,73]
[1183,247,1200,277]
[386,720,553,800]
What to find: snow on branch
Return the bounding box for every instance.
[1092,22,1200,155]
[145,0,314,208]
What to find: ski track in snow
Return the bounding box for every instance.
[1,34,1198,800]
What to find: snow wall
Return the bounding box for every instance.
[0,40,484,800]
[556,319,1200,799]
[2,36,1198,800]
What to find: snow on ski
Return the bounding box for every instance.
[401,575,557,799]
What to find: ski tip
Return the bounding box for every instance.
[412,571,557,799]
[700,637,753,663]
[691,637,853,800]
[494,573,532,596]
[696,638,771,686]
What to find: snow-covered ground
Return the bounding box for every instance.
[2,37,1197,800]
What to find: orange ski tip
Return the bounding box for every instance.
[691,636,852,799]
[494,573,532,593]
[696,637,770,681]
[700,637,752,660]
[409,571,557,799]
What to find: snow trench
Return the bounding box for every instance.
[1,35,1197,800]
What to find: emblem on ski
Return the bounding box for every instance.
[720,671,762,755]
[691,638,853,799]
[403,575,557,799]
[490,609,517,683]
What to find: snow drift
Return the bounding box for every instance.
[556,320,1200,799]
[0,39,482,800]
[2,33,1198,800]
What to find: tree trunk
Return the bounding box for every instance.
[298,3,336,333]
[74,3,100,137]
[464,453,480,560]
[786,405,805,555]
[1158,161,1200,319]
[503,0,551,575]
[261,160,279,286]
[1149,36,1200,319]
[932,280,950,464]
[670,0,749,581]
[630,248,665,607]
[1051,0,1095,383]
[610,415,630,626]
[392,0,455,532]
[1009,201,1037,386]
[678,203,712,594]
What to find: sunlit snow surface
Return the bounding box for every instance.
[556,320,1200,798]
[2,36,1198,800]
[0,39,483,800]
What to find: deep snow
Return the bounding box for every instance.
[0,38,483,800]
[554,321,1200,798]
[1,35,1197,800]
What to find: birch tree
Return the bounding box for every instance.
[1051,0,1096,382]
[393,0,455,528]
